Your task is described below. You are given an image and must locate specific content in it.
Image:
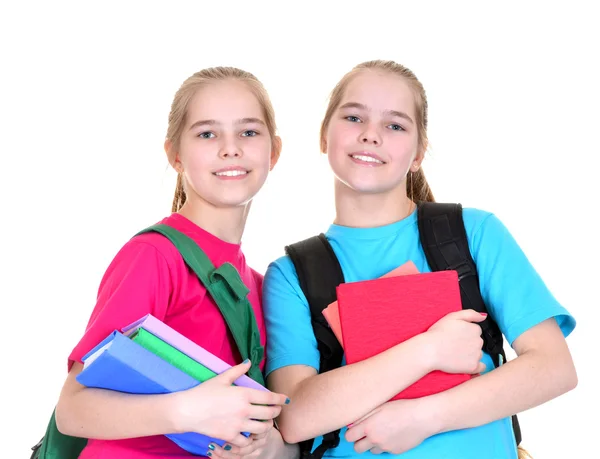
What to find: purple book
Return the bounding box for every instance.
[121,314,268,392]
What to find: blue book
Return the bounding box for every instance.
[77,330,248,455]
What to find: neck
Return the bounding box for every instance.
[333,179,414,228]
[178,196,251,244]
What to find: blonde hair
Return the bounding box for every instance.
[166,67,278,212]
[518,446,533,459]
[320,60,434,202]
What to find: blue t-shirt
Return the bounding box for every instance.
[263,208,575,459]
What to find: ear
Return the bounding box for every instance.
[411,142,427,172]
[270,136,282,170]
[165,139,183,173]
[320,136,328,154]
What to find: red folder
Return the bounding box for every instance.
[336,270,471,400]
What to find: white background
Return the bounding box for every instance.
[1,1,598,457]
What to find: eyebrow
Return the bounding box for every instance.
[339,102,414,124]
[189,117,266,130]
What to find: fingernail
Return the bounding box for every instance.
[243,358,250,364]
[480,313,487,317]
[206,452,212,457]
[285,397,291,405]
[208,443,216,450]
[224,445,232,451]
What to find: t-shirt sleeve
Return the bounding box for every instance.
[68,238,175,370]
[467,211,576,346]
[263,256,320,377]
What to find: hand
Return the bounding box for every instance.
[173,360,290,449]
[206,427,284,459]
[426,309,487,374]
[345,398,438,455]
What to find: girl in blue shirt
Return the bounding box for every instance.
[263,60,577,459]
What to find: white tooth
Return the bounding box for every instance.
[216,170,247,177]
[352,155,382,164]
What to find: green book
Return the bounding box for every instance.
[129,328,217,382]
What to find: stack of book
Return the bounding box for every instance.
[76,313,268,455]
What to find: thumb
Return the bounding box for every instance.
[453,309,488,323]
[216,359,252,385]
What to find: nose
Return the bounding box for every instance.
[359,123,381,146]
[219,135,243,159]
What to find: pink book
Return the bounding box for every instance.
[121,314,267,391]
[322,261,419,346]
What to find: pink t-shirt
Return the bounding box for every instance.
[68,213,266,459]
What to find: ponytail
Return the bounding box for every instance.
[171,173,186,213]
[517,446,533,459]
[407,168,435,203]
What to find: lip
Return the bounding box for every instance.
[348,151,386,165]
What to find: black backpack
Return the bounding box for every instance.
[284,202,522,459]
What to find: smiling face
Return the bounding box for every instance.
[324,70,423,195]
[172,79,279,209]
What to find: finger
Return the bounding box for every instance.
[247,389,290,407]
[345,424,366,443]
[475,362,487,374]
[216,360,252,385]
[371,447,385,454]
[353,436,374,454]
[349,406,380,427]
[248,404,282,421]
[207,442,249,458]
[220,434,253,449]
[218,438,263,457]
[240,419,274,436]
[447,309,488,323]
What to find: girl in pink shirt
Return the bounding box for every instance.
[55,67,298,459]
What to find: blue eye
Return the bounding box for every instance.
[198,131,215,139]
[242,130,258,137]
[345,115,361,123]
[388,124,405,131]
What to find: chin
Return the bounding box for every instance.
[339,177,395,195]
[215,198,253,208]
[212,193,256,208]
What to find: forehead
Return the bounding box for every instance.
[341,70,416,117]
[186,79,264,123]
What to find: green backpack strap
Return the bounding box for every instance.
[30,409,87,459]
[137,224,265,386]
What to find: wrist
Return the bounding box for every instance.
[164,391,187,433]
[413,332,439,374]
[419,393,447,435]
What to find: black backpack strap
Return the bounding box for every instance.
[285,234,344,458]
[416,201,522,445]
[416,202,505,366]
[285,234,345,373]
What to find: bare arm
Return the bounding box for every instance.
[56,360,289,446]
[269,334,433,444]
[270,307,489,445]
[55,362,180,439]
[426,318,577,433]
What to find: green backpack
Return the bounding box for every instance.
[30,224,265,459]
